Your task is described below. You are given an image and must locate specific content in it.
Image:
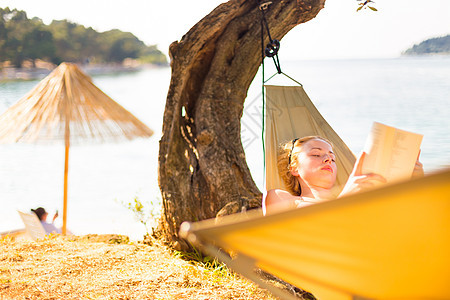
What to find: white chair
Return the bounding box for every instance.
[17,210,47,241]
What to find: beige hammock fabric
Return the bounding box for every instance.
[180,169,450,300]
[265,85,356,192]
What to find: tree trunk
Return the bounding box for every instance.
[158,0,325,249]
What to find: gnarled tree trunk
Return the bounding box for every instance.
[158,0,325,249]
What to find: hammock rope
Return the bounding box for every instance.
[258,0,302,182]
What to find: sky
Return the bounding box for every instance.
[0,0,449,60]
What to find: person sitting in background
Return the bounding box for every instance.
[264,136,424,215]
[31,207,61,234]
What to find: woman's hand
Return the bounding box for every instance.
[52,210,59,223]
[412,151,424,179]
[339,152,387,197]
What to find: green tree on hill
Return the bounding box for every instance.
[0,7,167,67]
[23,28,56,65]
[48,20,101,63]
[101,29,144,62]
[403,35,450,55]
[140,45,168,65]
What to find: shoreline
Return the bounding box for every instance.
[0,63,167,81]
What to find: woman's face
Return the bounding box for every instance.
[292,139,337,189]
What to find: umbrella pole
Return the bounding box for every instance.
[62,144,69,235]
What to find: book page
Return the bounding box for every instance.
[362,122,423,184]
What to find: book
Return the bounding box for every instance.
[362,122,423,184]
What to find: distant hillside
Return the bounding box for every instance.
[0,7,168,67]
[403,35,450,55]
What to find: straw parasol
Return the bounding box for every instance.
[0,62,154,234]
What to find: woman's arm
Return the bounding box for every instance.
[263,189,298,215]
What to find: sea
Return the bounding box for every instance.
[1,56,449,240]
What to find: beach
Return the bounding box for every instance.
[1,56,449,239]
[0,56,449,300]
[0,60,156,81]
[0,234,294,299]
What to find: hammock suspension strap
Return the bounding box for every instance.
[259,1,281,74]
[257,0,303,185]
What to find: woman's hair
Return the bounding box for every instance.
[277,136,333,196]
[31,207,47,221]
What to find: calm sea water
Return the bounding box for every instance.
[1,57,449,240]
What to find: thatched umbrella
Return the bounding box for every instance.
[0,62,154,234]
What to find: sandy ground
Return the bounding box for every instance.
[0,234,279,300]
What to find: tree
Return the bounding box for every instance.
[157,0,326,250]
[0,7,168,66]
[0,22,8,62]
[23,28,56,65]
[139,45,167,65]
[403,35,450,55]
[106,34,143,62]
[49,20,89,63]
[1,7,31,66]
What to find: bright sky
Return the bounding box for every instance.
[1,0,449,60]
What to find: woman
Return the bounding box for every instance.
[31,207,62,234]
[263,136,422,214]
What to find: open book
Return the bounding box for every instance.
[362,122,423,184]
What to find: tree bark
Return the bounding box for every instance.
[158,0,326,249]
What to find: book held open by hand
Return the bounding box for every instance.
[362,122,423,184]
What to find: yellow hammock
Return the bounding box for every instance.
[181,168,450,300]
[180,85,450,299]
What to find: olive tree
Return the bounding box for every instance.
[158,0,332,249]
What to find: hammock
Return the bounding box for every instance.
[264,85,356,191]
[180,168,450,299]
[180,85,450,299]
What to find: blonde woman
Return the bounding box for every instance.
[263,136,388,214]
[264,136,424,214]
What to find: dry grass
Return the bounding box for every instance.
[0,234,276,300]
